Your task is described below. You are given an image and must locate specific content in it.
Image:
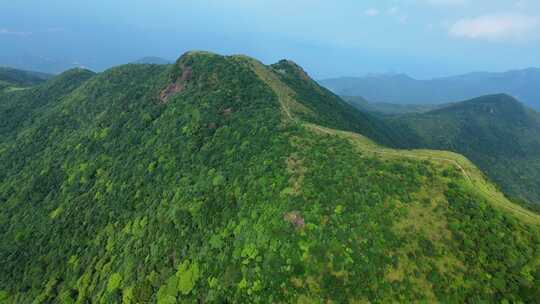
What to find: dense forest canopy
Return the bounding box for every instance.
[0,52,539,303]
[0,66,51,89]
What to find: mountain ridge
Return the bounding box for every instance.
[386,94,540,207]
[320,67,540,110]
[1,51,539,303]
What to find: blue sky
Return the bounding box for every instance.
[1,0,540,78]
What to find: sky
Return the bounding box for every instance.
[1,0,540,79]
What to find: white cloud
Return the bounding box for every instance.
[364,8,379,17]
[449,13,540,41]
[0,28,32,36]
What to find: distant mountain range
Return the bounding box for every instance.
[320,68,540,110]
[0,55,172,75]
[342,96,446,115]
[0,53,89,75]
[344,92,540,208]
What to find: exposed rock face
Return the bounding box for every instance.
[159,66,192,103]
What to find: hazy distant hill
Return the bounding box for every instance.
[387,94,540,207]
[0,53,89,75]
[131,56,172,65]
[0,68,95,139]
[1,52,539,303]
[321,68,540,110]
[343,95,445,115]
[345,93,540,207]
[0,66,52,91]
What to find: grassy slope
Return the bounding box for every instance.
[385,94,540,207]
[0,52,539,303]
[252,59,540,300]
[304,124,539,225]
[248,57,539,225]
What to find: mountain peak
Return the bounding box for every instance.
[430,93,526,117]
[460,93,523,109]
[176,50,220,62]
[272,59,305,71]
[43,67,95,87]
[271,59,313,83]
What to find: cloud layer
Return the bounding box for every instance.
[449,14,539,41]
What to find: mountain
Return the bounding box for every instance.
[0,53,90,75]
[132,56,172,65]
[343,95,445,115]
[320,68,540,110]
[386,94,540,209]
[1,52,539,303]
[0,68,96,141]
[0,66,52,90]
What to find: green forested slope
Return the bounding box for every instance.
[387,94,540,208]
[0,52,539,303]
[0,66,51,90]
[268,60,399,146]
[0,68,95,142]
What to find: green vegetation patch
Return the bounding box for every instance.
[0,52,538,303]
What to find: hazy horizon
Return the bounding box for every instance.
[2,0,540,79]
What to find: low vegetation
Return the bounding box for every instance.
[386,94,540,209]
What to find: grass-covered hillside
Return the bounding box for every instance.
[1,52,539,303]
[387,94,540,209]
